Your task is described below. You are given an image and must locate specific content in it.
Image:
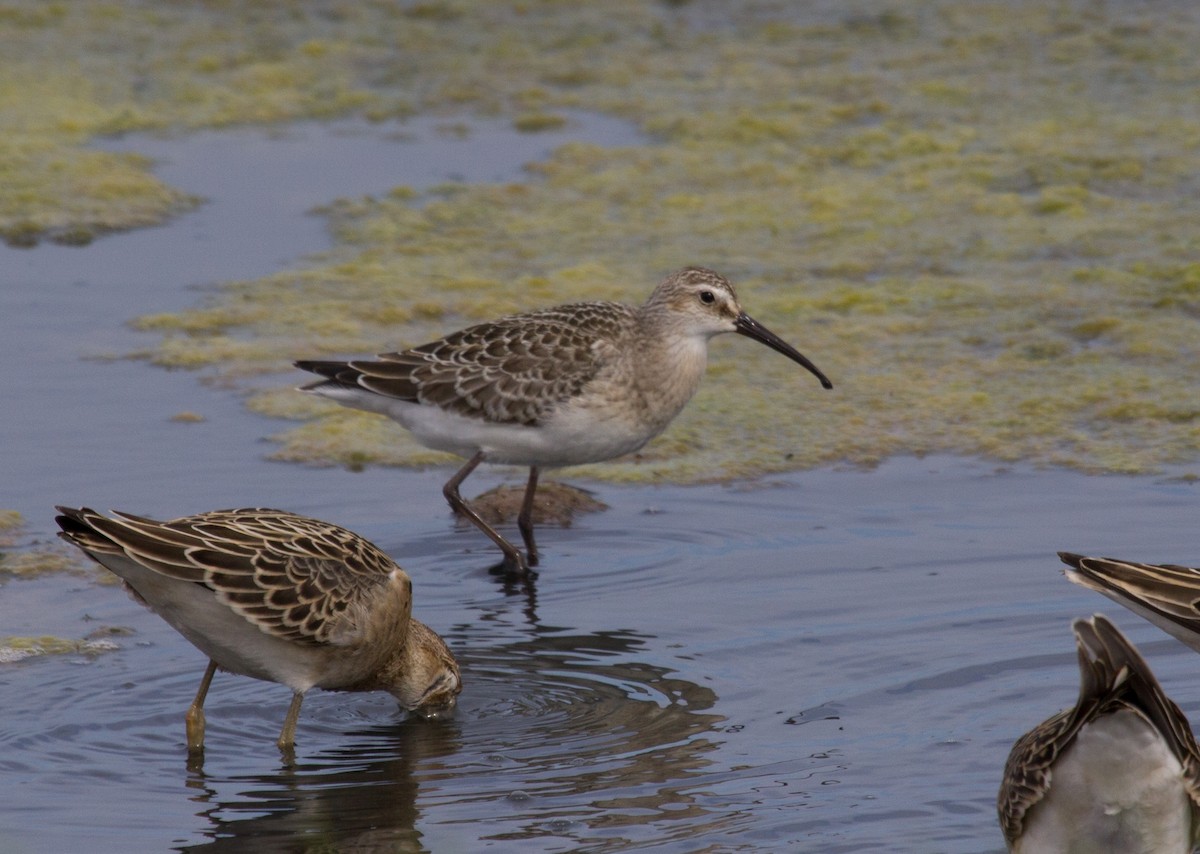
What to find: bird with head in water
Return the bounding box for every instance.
[998,614,1200,853]
[56,505,460,754]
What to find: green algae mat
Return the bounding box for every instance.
[7,1,1200,479]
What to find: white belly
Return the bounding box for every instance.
[99,556,327,691]
[1016,709,1193,853]
[309,385,666,467]
[404,398,657,466]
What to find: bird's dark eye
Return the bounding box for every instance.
[699,290,715,305]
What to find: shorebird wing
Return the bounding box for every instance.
[56,507,407,646]
[1081,616,1200,808]
[998,703,1078,844]
[314,301,635,426]
[1060,551,1200,650]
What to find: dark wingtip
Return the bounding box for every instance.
[820,376,833,390]
[293,360,349,381]
[1058,551,1085,569]
[54,505,95,538]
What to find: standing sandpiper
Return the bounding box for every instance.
[296,266,832,573]
[998,614,1200,853]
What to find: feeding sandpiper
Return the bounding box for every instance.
[998,614,1200,853]
[56,506,460,753]
[295,266,832,574]
[1061,551,1200,655]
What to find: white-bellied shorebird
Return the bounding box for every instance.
[998,614,1200,853]
[295,266,832,573]
[56,506,460,753]
[1061,551,1200,655]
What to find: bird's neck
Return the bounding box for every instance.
[631,313,710,432]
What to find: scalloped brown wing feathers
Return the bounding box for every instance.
[56,507,407,646]
[342,301,637,426]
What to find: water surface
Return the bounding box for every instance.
[2,117,1198,854]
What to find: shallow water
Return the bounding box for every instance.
[2,118,1199,853]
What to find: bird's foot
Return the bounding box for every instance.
[490,548,533,577]
[185,707,206,755]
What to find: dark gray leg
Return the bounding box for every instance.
[517,466,540,567]
[443,451,529,574]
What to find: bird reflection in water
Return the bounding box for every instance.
[178,626,735,851]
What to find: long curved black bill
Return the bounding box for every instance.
[735,312,833,389]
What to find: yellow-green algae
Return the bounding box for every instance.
[0,633,123,664]
[0,510,22,548]
[0,509,99,579]
[7,2,1200,477]
[0,545,97,580]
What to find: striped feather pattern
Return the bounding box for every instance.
[299,300,639,427]
[56,506,405,646]
[998,614,1200,849]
